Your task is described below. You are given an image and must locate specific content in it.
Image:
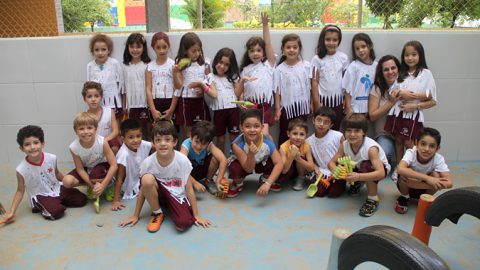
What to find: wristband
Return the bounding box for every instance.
[203,85,210,93]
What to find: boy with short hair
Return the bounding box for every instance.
[329,113,391,217]
[395,127,452,214]
[119,121,211,232]
[278,118,315,191]
[306,107,344,197]
[63,112,118,213]
[180,120,228,194]
[1,125,86,223]
[227,109,283,197]
[112,119,152,211]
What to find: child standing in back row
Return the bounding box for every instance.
[239,13,276,139]
[173,32,217,138]
[342,33,377,115]
[87,33,124,118]
[311,25,349,130]
[122,33,152,139]
[274,33,311,145]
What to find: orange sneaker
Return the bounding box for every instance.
[147,212,164,233]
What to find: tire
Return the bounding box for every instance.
[338,225,450,270]
[425,186,480,226]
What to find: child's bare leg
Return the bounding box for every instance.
[404,139,415,150]
[207,157,218,180]
[397,175,410,195]
[395,138,405,167]
[62,175,81,188]
[296,163,307,177]
[215,135,226,153]
[141,174,160,211]
[262,124,273,141]
[365,181,378,197]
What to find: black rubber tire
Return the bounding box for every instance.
[425,186,480,226]
[338,225,450,270]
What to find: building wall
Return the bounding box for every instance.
[0,30,478,164]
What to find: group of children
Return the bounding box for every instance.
[0,13,453,231]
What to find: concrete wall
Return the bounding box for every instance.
[0,30,479,164]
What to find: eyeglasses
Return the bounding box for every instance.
[314,119,331,125]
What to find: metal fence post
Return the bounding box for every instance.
[145,0,170,33]
[197,0,203,29]
[357,0,363,27]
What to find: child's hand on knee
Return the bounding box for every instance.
[193,180,206,193]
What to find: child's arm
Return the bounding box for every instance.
[234,80,243,99]
[232,142,256,173]
[186,176,211,228]
[400,99,436,113]
[145,68,162,121]
[1,172,26,222]
[93,142,118,197]
[209,144,228,190]
[119,189,145,227]
[257,149,283,196]
[55,161,64,181]
[397,161,452,190]
[105,109,119,142]
[344,93,352,115]
[368,89,395,121]
[164,96,178,120]
[346,147,385,182]
[173,64,184,90]
[188,81,218,99]
[274,88,281,121]
[72,150,94,187]
[295,146,315,173]
[311,68,321,111]
[280,146,294,174]
[112,164,126,211]
[328,144,345,172]
[262,12,275,67]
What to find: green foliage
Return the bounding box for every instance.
[181,0,234,28]
[236,0,259,23]
[398,0,434,28]
[329,0,370,27]
[233,20,297,28]
[62,0,113,32]
[366,0,404,29]
[272,0,333,27]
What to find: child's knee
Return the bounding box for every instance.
[62,176,76,188]
[429,171,440,178]
[174,218,194,232]
[45,205,66,220]
[141,174,157,187]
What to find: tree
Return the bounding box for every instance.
[329,0,369,27]
[366,0,404,29]
[237,0,259,23]
[272,0,333,27]
[435,0,480,28]
[182,0,234,28]
[62,0,113,32]
[398,0,435,28]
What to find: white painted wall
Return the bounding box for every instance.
[0,30,479,164]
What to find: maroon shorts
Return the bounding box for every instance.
[314,177,346,198]
[191,154,213,181]
[396,182,428,200]
[33,186,87,220]
[278,111,309,146]
[256,102,275,126]
[175,97,211,126]
[67,162,110,183]
[384,112,423,141]
[153,98,176,121]
[155,178,195,231]
[331,103,344,131]
[213,108,240,137]
[228,157,274,180]
[108,137,122,150]
[128,107,152,139]
[350,160,387,184]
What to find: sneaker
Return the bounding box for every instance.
[395,196,409,214]
[86,186,94,200]
[391,168,398,183]
[105,184,115,202]
[227,181,244,198]
[359,199,379,217]
[205,179,218,195]
[292,177,305,191]
[147,212,164,233]
[259,175,281,192]
[347,181,363,196]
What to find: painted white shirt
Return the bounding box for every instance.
[311,52,349,107]
[123,61,148,109]
[96,107,113,138]
[69,135,107,170]
[205,73,238,111]
[16,152,62,208]
[147,58,175,99]
[140,151,193,204]
[343,136,391,174]
[342,60,378,113]
[241,61,274,104]
[307,130,343,176]
[116,140,152,199]
[402,146,449,175]
[274,60,311,119]
[388,69,437,123]
[174,61,208,98]
[87,57,124,109]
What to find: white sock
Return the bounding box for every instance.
[368,195,379,201]
[401,194,410,199]
[153,208,163,215]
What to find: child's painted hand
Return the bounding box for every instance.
[150,108,162,121]
[193,180,206,193]
[162,109,173,120]
[261,12,269,26]
[0,213,16,225]
[93,182,106,197]
[173,64,181,74]
[194,216,211,228]
[111,201,126,211]
[289,144,301,160]
[257,182,270,196]
[345,172,360,182]
[399,90,417,101]
[248,141,259,155]
[119,215,139,227]
[425,176,449,190]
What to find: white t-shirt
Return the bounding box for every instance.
[343,136,391,174]
[402,146,449,175]
[69,135,107,170]
[342,60,378,113]
[174,61,208,98]
[388,69,437,123]
[87,57,124,109]
[16,152,62,208]
[140,151,193,204]
[241,61,274,104]
[123,61,148,109]
[307,130,343,176]
[369,85,394,140]
[147,58,175,99]
[116,140,152,199]
[96,107,113,138]
[205,73,238,111]
[274,60,311,119]
[311,52,349,107]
